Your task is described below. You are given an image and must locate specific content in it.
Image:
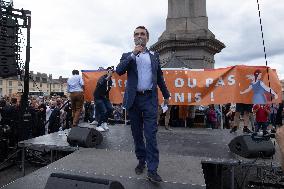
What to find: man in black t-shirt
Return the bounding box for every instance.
[93,67,114,132]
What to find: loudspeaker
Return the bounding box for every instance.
[228,135,275,158]
[0,56,18,78]
[67,127,103,147]
[202,160,283,189]
[44,173,124,189]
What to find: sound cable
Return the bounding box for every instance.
[256,0,277,130]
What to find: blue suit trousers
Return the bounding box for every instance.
[128,93,159,173]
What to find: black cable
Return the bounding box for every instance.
[256,0,274,105]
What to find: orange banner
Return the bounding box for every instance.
[82,65,282,105]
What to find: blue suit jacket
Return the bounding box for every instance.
[116,51,170,109]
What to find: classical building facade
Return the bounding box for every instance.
[0,71,68,97]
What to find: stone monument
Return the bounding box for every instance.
[151,0,225,69]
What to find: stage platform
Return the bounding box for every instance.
[1,123,282,189]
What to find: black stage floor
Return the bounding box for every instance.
[1,124,282,189]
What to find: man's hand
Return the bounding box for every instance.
[133,45,144,55]
[163,99,169,106]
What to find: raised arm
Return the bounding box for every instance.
[116,53,133,76]
[240,85,252,95]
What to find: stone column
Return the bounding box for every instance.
[151,0,225,69]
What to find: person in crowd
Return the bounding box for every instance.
[253,104,270,136]
[93,66,114,131]
[207,104,217,129]
[270,103,278,128]
[67,70,84,127]
[223,103,231,129]
[64,101,73,129]
[116,26,170,183]
[48,101,60,133]
[8,98,20,146]
[230,103,253,133]
[29,98,40,137]
[37,99,47,136]
[276,103,283,127]
[45,100,52,134]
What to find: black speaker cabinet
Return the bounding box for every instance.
[202,160,283,189]
[0,56,18,78]
[228,135,275,158]
[44,173,124,189]
[67,127,103,147]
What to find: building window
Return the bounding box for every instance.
[33,83,35,87]
[0,88,2,96]
[0,80,2,85]
[40,83,42,87]
[9,81,12,86]
[9,89,12,95]
[18,81,22,86]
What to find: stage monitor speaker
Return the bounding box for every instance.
[44,173,125,189]
[202,160,283,189]
[228,135,275,158]
[67,127,103,148]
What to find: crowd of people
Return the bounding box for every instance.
[202,102,284,135]
[0,94,126,144]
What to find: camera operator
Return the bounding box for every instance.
[93,66,114,132]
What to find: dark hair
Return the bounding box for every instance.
[11,98,17,104]
[106,66,114,71]
[135,26,149,38]
[0,99,6,107]
[72,70,79,75]
[254,69,261,82]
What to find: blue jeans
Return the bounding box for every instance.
[255,122,268,132]
[95,98,113,126]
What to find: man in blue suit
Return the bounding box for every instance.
[116,26,170,183]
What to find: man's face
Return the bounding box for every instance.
[134,28,149,47]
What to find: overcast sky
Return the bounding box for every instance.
[13,0,284,79]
